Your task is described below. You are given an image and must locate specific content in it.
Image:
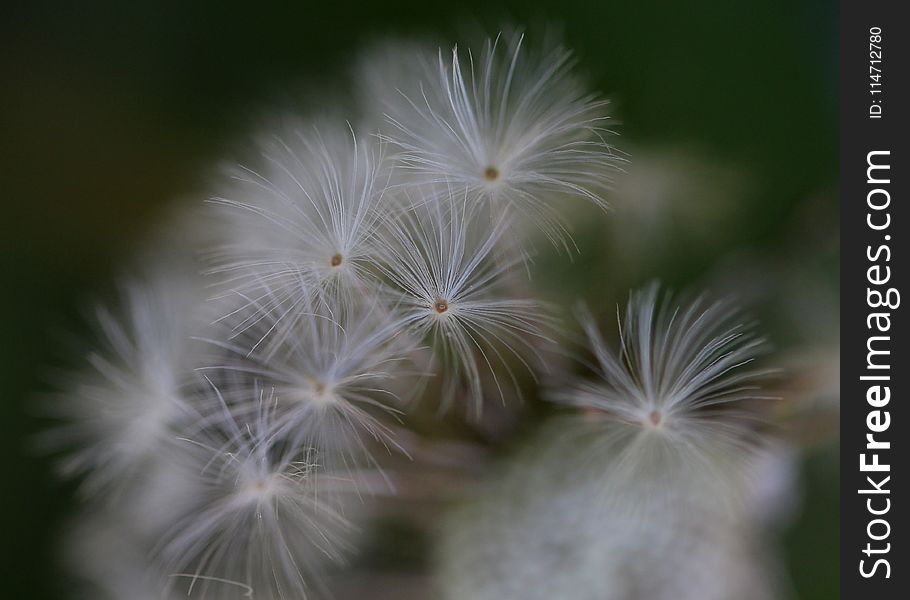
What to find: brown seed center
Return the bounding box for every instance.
[330,253,343,267]
[648,410,662,427]
[434,299,449,314]
[483,166,500,181]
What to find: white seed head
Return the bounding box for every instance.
[44,272,205,497]
[207,120,392,341]
[381,31,623,248]
[376,197,554,416]
[199,295,415,476]
[552,282,775,449]
[156,396,350,600]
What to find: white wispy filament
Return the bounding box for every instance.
[553,283,776,451]
[382,31,623,247]
[377,199,553,416]
[200,297,414,475]
[208,121,390,341]
[157,395,350,600]
[47,274,202,497]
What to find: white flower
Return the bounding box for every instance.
[44,272,204,497]
[207,121,391,341]
[156,394,350,600]
[376,197,553,416]
[381,31,623,247]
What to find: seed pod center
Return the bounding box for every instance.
[434,299,449,314]
[483,166,500,181]
[330,253,343,267]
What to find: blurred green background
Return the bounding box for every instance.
[1,1,837,598]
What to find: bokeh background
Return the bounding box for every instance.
[1,1,837,598]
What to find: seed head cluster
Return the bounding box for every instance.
[47,29,782,600]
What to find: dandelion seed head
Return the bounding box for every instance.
[376,197,554,415]
[44,272,206,497]
[552,282,774,447]
[157,396,350,600]
[207,120,391,340]
[200,296,414,475]
[381,30,623,246]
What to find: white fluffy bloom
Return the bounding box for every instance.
[207,121,391,341]
[156,396,350,600]
[45,273,205,497]
[553,283,775,446]
[551,283,778,548]
[381,31,622,247]
[376,198,553,416]
[542,283,780,518]
[201,296,415,475]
